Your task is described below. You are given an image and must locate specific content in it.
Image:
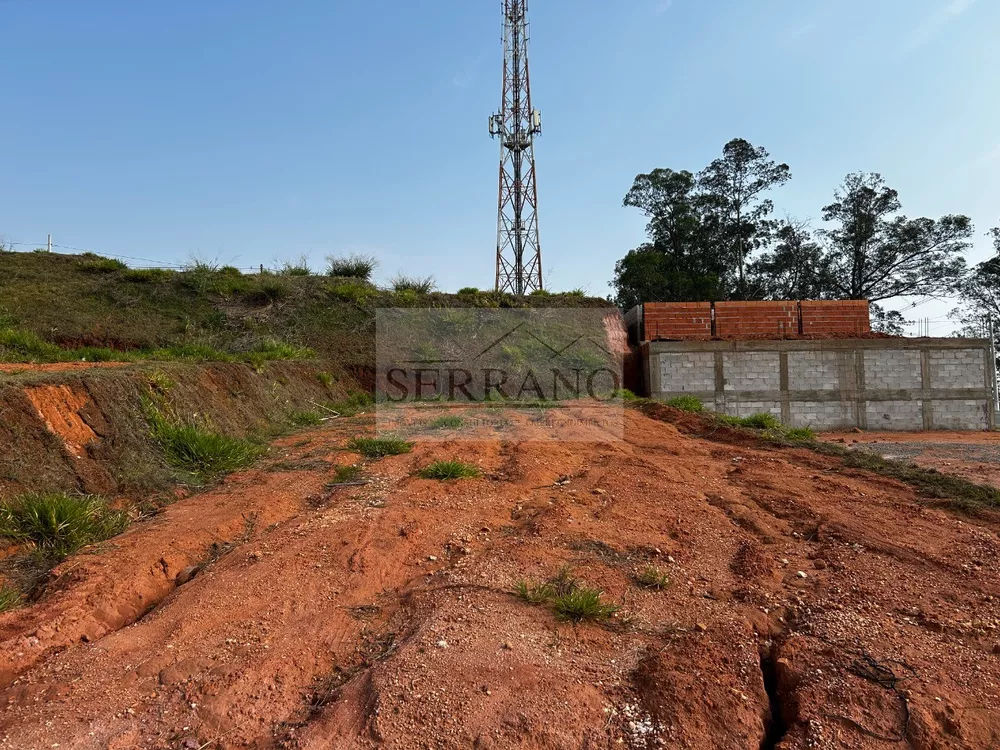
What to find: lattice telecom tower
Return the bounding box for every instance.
[489,0,543,295]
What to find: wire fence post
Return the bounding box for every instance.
[47,234,52,253]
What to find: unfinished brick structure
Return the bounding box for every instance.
[625,300,871,343]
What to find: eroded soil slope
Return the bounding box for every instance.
[2,409,999,749]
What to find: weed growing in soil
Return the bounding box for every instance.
[391,274,436,294]
[634,566,671,590]
[428,415,464,429]
[416,460,481,480]
[513,580,557,604]
[347,436,413,458]
[717,412,782,430]
[783,426,816,441]
[330,465,363,484]
[148,410,264,480]
[328,392,375,416]
[514,565,619,623]
[316,371,335,388]
[552,587,620,622]
[289,410,323,427]
[667,395,704,413]
[0,585,22,613]
[0,493,129,559]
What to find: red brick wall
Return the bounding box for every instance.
[800,300,870,336]
[642,302,712,340]
[714,301,799,339]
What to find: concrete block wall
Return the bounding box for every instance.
[641,338,996,431]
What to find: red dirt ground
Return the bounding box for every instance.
[823,431,1000,491]
[2,409,1000,749]
[0,362,130,374]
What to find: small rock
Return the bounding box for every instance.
[797,571,808,579]
[501,641,513,650]
[183,740,200,750]
[813,559,827,570]
[695,623,708,633]
[436,640,448,649]
[592,488,606,495]
[428,555,438,562]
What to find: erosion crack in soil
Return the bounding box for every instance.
[2,409,1000,749]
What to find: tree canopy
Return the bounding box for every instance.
[611,143,978,338]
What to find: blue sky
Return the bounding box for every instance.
[1,0,997,332]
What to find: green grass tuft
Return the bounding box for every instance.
[552,586,620,622]
[391,274,435,294]
[330,465,363,484]
[783,426,816,441]
[347,436,413,458]
[289,410,323,427]
[0,493,129,559]
[123,268,174,284]
[666,395,704,413]
[416,460,481,480]
[456,287,479,295]
[148,409,264,479]
[0,585,22,613]
[326,254,377,281]
[716,412,782,430]
[513,580,557,604]
[634,566,671,590]
[316,371,335,388]
[79,257,127,273]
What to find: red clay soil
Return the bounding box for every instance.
[2,409,1000,749]
[823,431,1000,491]
[0,362,130,374]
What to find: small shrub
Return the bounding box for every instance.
[429,415,464,429]
[391,274,435,294]
[79,257,127,273]
[316,371,335,388]
[0,585,22,613]
[634,566,671,590]
[456,287,479,295]
[529,289,552,296]
[564,288,587,297]
[0,493,129,559]
[330,465,362,484]
[326,254,378,281]
[416,460,481,480]
[513,580,556,604]
[783,426,816,441]
[241,277,292,305]
[289,410,323,427]
[123,268,174,284]
[219,265,243,276]
[667,395,704,413]
[148,410,263,479]
[552,586,619,622]
[347,436,413,458]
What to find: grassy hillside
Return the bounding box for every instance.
[0,250,612,368]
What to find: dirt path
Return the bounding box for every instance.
[2,410,1000,749]
[823,430,1000,491]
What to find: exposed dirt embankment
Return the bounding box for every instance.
[0,361,351,499]
[1,408,999,748]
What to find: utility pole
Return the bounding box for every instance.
[490,0,543,295]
